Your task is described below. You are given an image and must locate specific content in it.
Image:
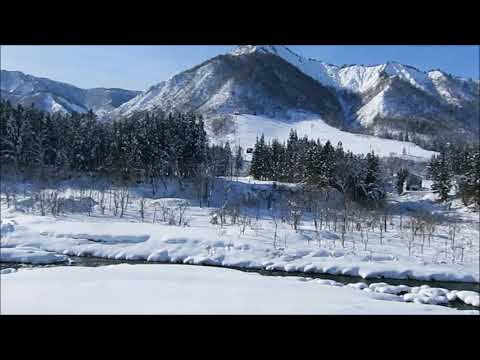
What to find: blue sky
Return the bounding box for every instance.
[1,45,478,91]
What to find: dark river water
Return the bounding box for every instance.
[2,256,479,311]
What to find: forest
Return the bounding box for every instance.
[249,130,385,207]
[0,101,241,197]
[2,100,478,210]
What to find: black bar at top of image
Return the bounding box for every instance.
[1,6,479,45]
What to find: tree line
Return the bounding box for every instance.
[427,142,479,205]
[0,101,243,194]
[250,130,385,206]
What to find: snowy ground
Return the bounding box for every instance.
[209,115,437,161]
[1,264,476,314]
[0,246,68,264]
[1,177,479,313]
[2,184,478,283]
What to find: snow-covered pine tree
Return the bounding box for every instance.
[285,129,299,182]
[427,150,452,202]
[250,134,269,180]
[224,142,232,178]
[234,145,243,177]
[305,140,324,188]
[320,140,335,186]
[270,138,285,181]
[396,168,409,194]
[364,151,385,203]
[458,145,480,206]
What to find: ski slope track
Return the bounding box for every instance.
[210,114,437,161]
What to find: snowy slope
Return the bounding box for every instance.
[111,50,345,125]
[232,45,341,89]
[231,46,479,131]
[210,114,437,161]
[233,46,475,99]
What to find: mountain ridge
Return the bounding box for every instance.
[2,46,478,150]
[0,69,140,117]
[112,45,478,150]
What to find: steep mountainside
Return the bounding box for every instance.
[112,52,345,126]
[0,70,140,117]
[114,45,479,148]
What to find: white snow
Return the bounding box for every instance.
[1,172,478,313]
[355,89,387,126]
[232,47,430,94]
[231,46,474,103]
[0,268,17,274]
[346,282,368,290]
[45,94,88,115]
[1,264,475,315]
[213,114,437,161]
[0,246,68,264]
[42,94,69,114]
[316,279,343,287]
[428,70,476,106]
[384,62,430,92]
[456,291,480,307]
[1,219,15,236]
[227,46,478,126]
[403,286,451,305]
[1,181,479,312]
[112,61,223,118]
[1,185,478,283]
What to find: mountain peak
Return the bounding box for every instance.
[231,45,299,57]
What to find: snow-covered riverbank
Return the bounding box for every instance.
[1,264,477,314]
[2,178,479,313]
[1,200,478,283]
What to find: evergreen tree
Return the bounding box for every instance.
[250,134,269,180]
[396,168,409,194]
[285,130,299,182]
[428,151,452,202]
[320,140,335,185]
[234,145,244,177]
[305,140,325,187]
[458,146,480,206]
[0,101,211,184]
[224,142,232,177]
[364,151,384,203]
[270,139,285,181]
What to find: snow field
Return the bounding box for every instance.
[1,264,477,315]
[0,247,68,264]
[1,179,479,311]
[212,115,437,161]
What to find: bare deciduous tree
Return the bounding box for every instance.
[139,197,146,222]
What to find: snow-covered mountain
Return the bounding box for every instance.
[113,45,479,147]
[112,48,345,126]
[235,46,476,98]
[3,46,477,149]
[0,70,140,117]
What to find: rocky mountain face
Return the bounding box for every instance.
[113,45,479,148]
[111,51,345,127]
[0,70,140,118]
[2,46,478,149]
